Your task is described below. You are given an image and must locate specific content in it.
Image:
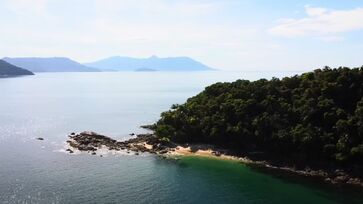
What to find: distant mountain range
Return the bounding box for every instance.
[3,57,99,72]
[1,56,215,73]
[84,56,214,71]
[0,59,34,77]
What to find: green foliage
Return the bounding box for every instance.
[155,67,363,165]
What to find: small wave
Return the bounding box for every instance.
[56,143,149,157]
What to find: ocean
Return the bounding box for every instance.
[1,71,362,204]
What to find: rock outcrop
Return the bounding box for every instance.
[66,131,172,155]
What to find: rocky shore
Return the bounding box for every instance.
[66,131,363,188]
[66,131,173,156]
[246,160,363,187]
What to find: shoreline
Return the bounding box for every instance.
[165,144,363,188]
[166,144,248,161]
[65,131,363,188]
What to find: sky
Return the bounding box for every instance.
[0,0,363,71]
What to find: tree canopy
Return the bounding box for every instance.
[155,67,363,165]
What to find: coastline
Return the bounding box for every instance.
[166,144,247,161]
[164,144,363,188]
[65,131,363,188]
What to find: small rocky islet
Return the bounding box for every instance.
[66,131,173,156]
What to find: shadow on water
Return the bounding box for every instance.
[247,164,363,204]
[158,155,363,204]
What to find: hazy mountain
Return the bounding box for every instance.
[84,56,214,71]
[3,57,99,72]
[0,60,34,76]
[135,68,157,72]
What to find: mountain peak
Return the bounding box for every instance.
[149,55,159,59]
[84,56,214,71]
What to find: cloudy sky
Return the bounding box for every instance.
[1,0,363,71]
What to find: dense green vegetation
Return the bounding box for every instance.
[155,67,363,165]
[0,59,34,76]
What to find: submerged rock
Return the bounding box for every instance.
[66,148,74,154]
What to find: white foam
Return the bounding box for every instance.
[56,143,147,157]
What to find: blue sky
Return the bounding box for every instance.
[0,0,363,71]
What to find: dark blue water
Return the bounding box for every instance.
[1,72,362,204]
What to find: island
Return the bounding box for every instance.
[3,57,99,72]
[67,66,363,187]
[153,66,363,186]
[84,55,215,71]
[0,59,34,77]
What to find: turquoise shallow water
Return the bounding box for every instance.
[0,71,362,204]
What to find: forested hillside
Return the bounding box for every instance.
[155,67,363,165]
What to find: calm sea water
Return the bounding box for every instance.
[1,71,362,204]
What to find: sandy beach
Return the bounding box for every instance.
[167,144,249,162]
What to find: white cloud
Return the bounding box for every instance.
[0,0,265,70]
[269,6,363,39]
[93,0,221,17]
[3,0,48,15]
[305,6,327,17]
[5,1,361,71]
[319,36,344,42]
